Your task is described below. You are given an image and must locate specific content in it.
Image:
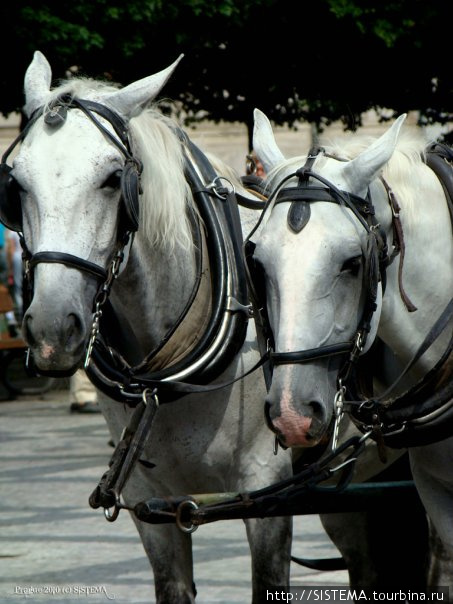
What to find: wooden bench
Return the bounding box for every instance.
[0,284,26,351]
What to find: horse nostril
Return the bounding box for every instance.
[64,313,84,350]
[308,400,322,416]
[65,313,81,336]
[310,400,328,422]
[306,400,329,438]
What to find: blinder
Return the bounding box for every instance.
[120,158,141,232]
[0,163,23,232]
[0,109,43,232]
[244,239,273,347]
[0,97,142,234]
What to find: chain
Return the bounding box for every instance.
[331,381,346,452]
[84,243,127,368]
[84,303,103,369]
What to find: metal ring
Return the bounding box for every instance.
[175,500,199,534]
[104,504,120,522]
[207,176,236,200]
[142,387,159,406]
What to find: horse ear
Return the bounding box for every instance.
[102,55,184,118]
[253,108,285,173]
[24,51,52,117]
[344,114,407,193]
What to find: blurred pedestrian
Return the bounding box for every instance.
[0,225,19,337]
[69,369,100,413]
[6,229,23,320]
[246,150,266,178]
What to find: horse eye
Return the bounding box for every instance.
[341,255,362,275]
[101,169,122,190]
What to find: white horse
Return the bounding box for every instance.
[251,109,453,592]
[1,51,294,603]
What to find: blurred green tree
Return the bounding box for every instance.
[1,0,450,146]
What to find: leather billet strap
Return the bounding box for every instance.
[295,146,321,181]
[379,176,417,312]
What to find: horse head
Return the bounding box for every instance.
[252,109,406,448]
[8,51,182,373]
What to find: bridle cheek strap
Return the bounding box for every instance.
[360,282,382,356]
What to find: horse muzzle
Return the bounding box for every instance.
[264,394,330,448]
[23,308,87,374]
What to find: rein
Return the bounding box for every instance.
[94,415,371,528]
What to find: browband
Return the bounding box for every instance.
[275,185,374,218]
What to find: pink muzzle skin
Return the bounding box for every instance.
[269,392,325,448]
[272,414,317,448]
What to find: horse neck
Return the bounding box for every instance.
[375,166,453,373]
[112,233,198,356]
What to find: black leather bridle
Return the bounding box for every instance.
[245,147,387,376]
[5,96,142,376]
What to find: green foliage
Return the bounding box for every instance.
[0,0,451,139]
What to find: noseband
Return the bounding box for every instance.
[246,147,386,374]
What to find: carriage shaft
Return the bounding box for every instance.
[133,481,418,526]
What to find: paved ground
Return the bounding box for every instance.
[0,387,348,604]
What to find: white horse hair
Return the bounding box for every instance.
[253,108,453,593]
[13,51,294,603]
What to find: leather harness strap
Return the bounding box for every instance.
[379,177,417,312]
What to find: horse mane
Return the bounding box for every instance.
[46,78,194,251]
[129,109,194,251]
